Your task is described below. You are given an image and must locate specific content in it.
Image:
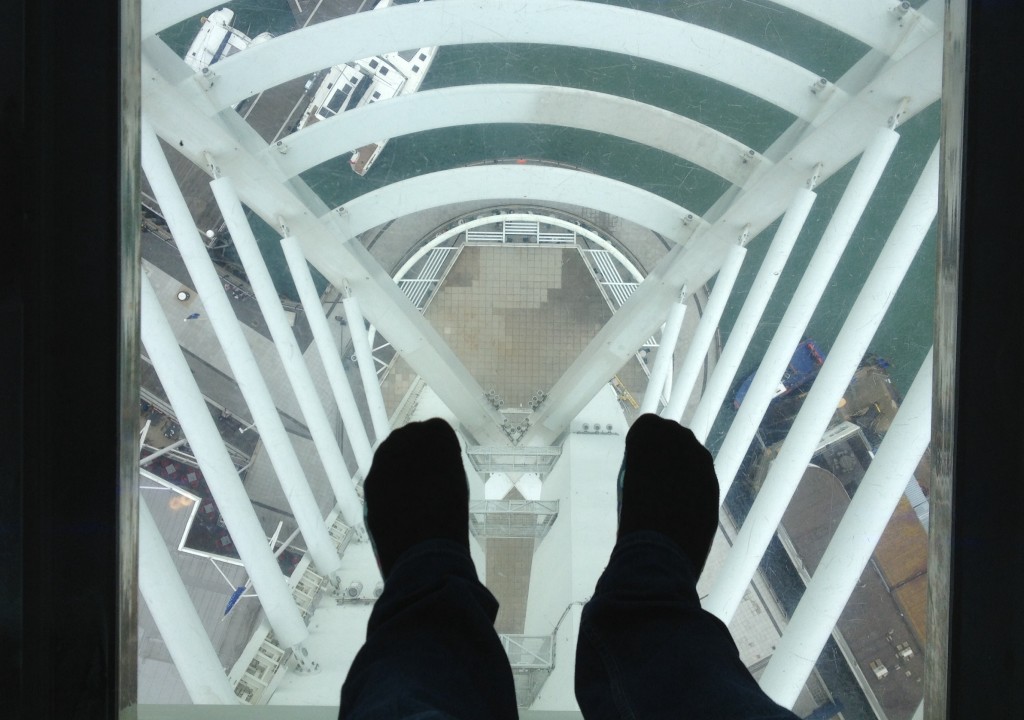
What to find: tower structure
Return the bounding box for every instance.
[137,1,941,717]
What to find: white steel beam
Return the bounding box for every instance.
[139,494,239,704]
[141,0,937,59]
[271,85,766,188]
[758,349,933,707]
[210,176,364,537]
[684,188,815,441]
[281,236,375,476]
[771,0,939,58]
[711,127,900,503]
[325,165,705,246]
[140,272,309,650]
[341,292,391,444]
[662,241,747,422]
[141,55,510,447]
[512,34,938,445]
[705,144,938,624]
[182,0,841,121]
[637,294,688,416]
[142,119,351,579]
[141,25,939,448]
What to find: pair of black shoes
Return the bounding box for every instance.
[363,414,719,579]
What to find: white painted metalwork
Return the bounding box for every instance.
[705,143,938,623]
[165,1,844,121]
[140,273,309,650]
[398,246,461,309]
[210,176,363,541]
[638,294,688,415]
[325,165,706,246]
[142,0,939,60]
[137,1,945,711]
[143,121,350,577]
[398,213,645,284]
[270,85,766,187]
[758,349,933,707]
[342,292,391,443]
[710,127,900,503]
[662,242,747,422]
[685,188,816,442]
[280,236,376,477]
[139,495,239,704]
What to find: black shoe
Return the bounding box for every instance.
[617,414,719,575]
[363,418,470,579]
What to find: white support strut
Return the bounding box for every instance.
[711,127,900,501]
[662,242,747,423]
[139,495,239,704]
[142,118,351,581]
[342,292,391,443]
[140,272,309,650]
[685,188,815,441]
[638,294,688,415]
[704,143,938,624]
[210,176,364,537]
[281,236,375,476]
[757,349,933,707]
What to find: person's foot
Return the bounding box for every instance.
[363,418,470,578]
[617,414,719,575]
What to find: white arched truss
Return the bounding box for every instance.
[326,165,706,246]
[170,0,846,121]
[141,0,938,71]
[270,84,766,187]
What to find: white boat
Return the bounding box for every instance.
[296,0,437,176]
[184,8,272,74]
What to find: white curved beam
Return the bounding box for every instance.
[521,31,941,445]
[188,0,842,120]
[141,0,936,59]
[270,84,766,187]
[325,165,705,246]
[394,213,645,285]
[772,0,939,59]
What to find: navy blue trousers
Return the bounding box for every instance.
[339,532,799,719]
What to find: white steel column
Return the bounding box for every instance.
[140,273,309,650]
[142,122,354,578]
[638,290,688,415]
[704,143,937,623]
[281,236,375,475]
[758,350,933,707]
[686,188,815,441]
[711,127,899,497]
[139,494,239,704]
[662,242,747,422]
[342,291,391,442]
[210,177,363,535]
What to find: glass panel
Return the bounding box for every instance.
[137,0,942,717]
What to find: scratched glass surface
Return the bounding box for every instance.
[139,1,939,716]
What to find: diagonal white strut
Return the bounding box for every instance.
[139,494,239,704]
[638,291,688,416]
[704,143,938,623]
[141,120,351,578]
[758,349,933,708]
[711,126,900,502]
[140,272,309,650]
[210,176,364,534]
[342,291,391,443]
[662,241,747,422]
[684,188,816,441]
[281,236,375,476]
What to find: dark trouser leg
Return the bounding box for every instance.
[575,531,799,720]
[340,539,518,720]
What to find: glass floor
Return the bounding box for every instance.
[136,1,941,717]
